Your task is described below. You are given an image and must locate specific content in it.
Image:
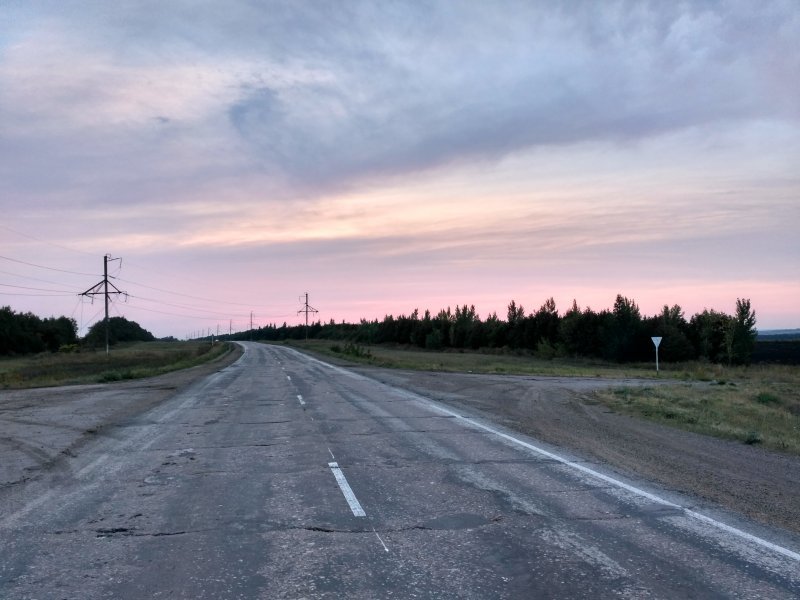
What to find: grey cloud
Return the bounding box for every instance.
[207,1,800,192]
[1,1,798,205]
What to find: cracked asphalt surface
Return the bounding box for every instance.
[355,367,800,537]
[1,342,798,598]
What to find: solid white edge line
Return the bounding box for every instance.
[280,345,800,563]
[329,462,366,517]
[420,400,800,563]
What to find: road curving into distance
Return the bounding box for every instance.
[1,342,798,598]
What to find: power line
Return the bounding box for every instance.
[1,224,240,298]
[0,255,287,311]
[1,249,301,335]
[122,302,230,321]
[127,293,249,318]
[0,292,76,297]
[0,254,96,276]
[0,224,95,256]
[114,276,292,310]
[82,305,106,331]
[0,268,78,287]
[0,282,75,293]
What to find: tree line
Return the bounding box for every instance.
[1,295,759,365]
[239,295,758,365]
[0,306,78,355]
[0,307,153,356]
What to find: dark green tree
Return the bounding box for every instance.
[0,306,77,355]
[689,309,731,362]
[558,300,583,357]
[41,316,78,352]
[534,297,559,346]
[451,304,478,348]
[411,310,433,348]
[484,311,506,347]
[376,315,397,344]
[725,298,757,365]
[644,304,695,362]
[83,316,155,347]
[506,300,525,348]
[602,295,643,362]
[431,308,453,349]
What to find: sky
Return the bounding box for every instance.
[1,1,798,338]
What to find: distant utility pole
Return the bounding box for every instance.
[250,311,254,341]
[80,254,126,356]
[297,292,318,341]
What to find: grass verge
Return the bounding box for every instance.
[592,368,800,454]
[0,341,233,389]
[283,339,654,377]
[280,339,747,380]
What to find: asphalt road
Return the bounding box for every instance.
[1,342,798,599]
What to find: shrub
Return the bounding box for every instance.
[755,392,781,405]
[536,339,556,360]
[744,431,763,445]
[343,342,372,359]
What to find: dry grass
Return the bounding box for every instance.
[0,341,232,389]
[594,365,800,454]
[285,339,662,378]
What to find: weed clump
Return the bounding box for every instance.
[97,369,136,383]
[336,342,372,359]
[755,392,781,405]
[744,431,763,445]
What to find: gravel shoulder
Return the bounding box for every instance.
[355,366,800,536]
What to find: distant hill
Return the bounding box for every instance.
[758,329,800,341]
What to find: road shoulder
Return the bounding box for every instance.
[0,343,243,490]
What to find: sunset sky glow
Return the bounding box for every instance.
[2,1,799,337]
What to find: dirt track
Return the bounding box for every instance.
[2,347,798,537]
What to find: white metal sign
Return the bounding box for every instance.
[652,337,662,371]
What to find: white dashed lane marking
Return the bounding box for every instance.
[328,462,366,517]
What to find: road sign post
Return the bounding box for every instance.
[651,336,662,372]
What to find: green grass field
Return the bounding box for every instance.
[593,370,800,454]
[0,341,233,389]
[281,339,800,454]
